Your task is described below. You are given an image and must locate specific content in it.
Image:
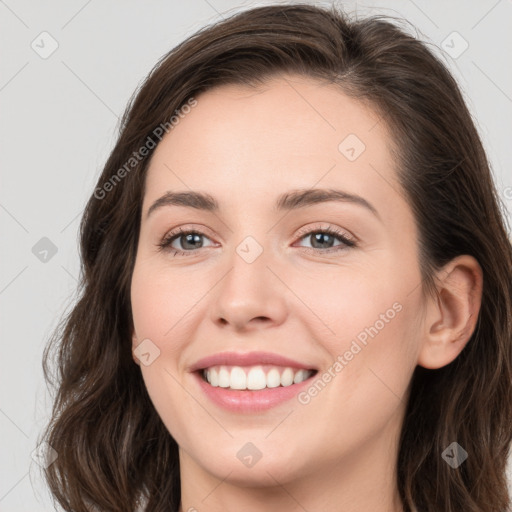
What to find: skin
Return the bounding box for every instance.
[130,74,483,512]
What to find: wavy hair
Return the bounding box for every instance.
[40,3,512,511]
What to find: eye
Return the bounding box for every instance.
[294,224,356,254]
[157,227,216,257]
[157,223,357,257]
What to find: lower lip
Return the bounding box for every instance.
[193,371,317,412]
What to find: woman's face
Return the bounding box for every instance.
[130,75,426,491]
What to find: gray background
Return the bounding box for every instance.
[1,0,511,510]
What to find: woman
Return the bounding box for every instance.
[40,3,512,511]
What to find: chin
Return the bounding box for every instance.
[183,438,310,487]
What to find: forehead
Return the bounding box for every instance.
[143,75,403,218]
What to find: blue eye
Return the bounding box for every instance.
[157,224,356,257]
[294,225,356,253]
[158,228,215,256]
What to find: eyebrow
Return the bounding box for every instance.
[146,188,380,220]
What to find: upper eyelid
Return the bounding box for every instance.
[162,223,351,237]
[161,223,355,247]
[295,223,356,242]
[163,225,218,242]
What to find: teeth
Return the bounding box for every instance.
[293,369,309,384]
[203,365,313,390]
[230,367,246,390]
[266,368,281,388]
[246,366,267,390]
[280,367,294,386]
[218,367,230,388]
[209,366,219,387]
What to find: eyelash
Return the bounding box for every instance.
[157,224,357,258]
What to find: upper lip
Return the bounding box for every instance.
[189,351,317,372]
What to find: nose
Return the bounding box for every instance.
[210,242,288,332]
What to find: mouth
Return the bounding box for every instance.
[189,351,319,411]
[192,359,318,412]
[198,364,317,391]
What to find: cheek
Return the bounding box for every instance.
[131,258,202,348]
[292,292,420,465]
[286,260,410,350]
[131,261,203,441]
[300,254,422,401]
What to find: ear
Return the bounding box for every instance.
[417,255,483,369]
[132,330,140,366]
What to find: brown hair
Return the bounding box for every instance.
[40,3,512,511]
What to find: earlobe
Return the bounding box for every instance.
[417,255,483,370]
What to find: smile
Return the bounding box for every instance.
[190,351,319,412]
[202,364,315,390]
